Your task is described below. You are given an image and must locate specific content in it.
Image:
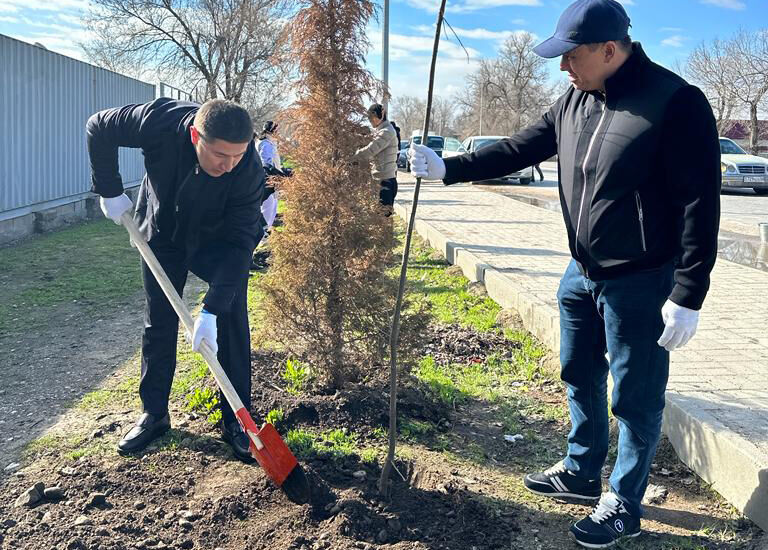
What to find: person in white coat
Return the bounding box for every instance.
[252,120,287,271]
[256,121,282,229]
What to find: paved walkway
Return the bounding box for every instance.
[394,175,768,531]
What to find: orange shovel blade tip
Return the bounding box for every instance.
[235,410,311,504]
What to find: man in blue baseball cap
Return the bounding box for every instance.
[410,0,721,547]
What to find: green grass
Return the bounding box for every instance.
[0,219,143,335]
[265,408,285,426]
[400,418,434,440]
[282,358,310,394]
[79,370,141,411]
[285,427,360,460]
[396,236,500,332]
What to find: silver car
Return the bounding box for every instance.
[460,135,534,185]
[720,137,768,195]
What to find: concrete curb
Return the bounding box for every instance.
[394,197,768,531]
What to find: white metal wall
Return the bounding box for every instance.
[0,34,155,220]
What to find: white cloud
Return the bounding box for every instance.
[0,14,18,21]
[701,0,746,9]
[11,33,86,59]
[0,3,19,12]
[0,0,88,11]
[57,13,84,25]
[403,0,541,14]
[413,24,514,41]
[449,0,541,13]
[661,35,687,47]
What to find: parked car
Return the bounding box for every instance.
[396,141,410,170]
[461,135,534,185]
[441,136,467,159]
[399,134,445,172]
[720,137,768,195]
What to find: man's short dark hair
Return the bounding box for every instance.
[367,103,386,121]
[194,99,254,144]
[587,35,632,53]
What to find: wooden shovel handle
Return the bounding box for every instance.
[120,212,248,421]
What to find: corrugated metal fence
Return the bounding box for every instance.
[0,34,155,221]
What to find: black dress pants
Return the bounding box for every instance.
[139,239,251,427]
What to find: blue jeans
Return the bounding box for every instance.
[557,259,673,518]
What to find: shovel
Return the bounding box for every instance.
[120,212,310,505]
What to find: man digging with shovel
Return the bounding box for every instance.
[86,98,265,464]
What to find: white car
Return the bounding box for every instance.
[461,135,534,185]
[441,136,467,159]
[720,137,768,195]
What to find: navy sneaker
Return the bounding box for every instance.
[571,492,641,548]
[524,461,601,500]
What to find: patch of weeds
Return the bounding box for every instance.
[370,426,387,440]
[171,348,210,397]
[455,362,500,401]
[185,387,221,425]
[265,408,285,426]
[64,438,112,461]
[399,418,434,441]
[285,427,360,460]
[498,401,521,434]
[282,358,310,394]
[320,428,357,459]
[415,356,463,405]
[360,448,379,464]
[24,434,82,459]
[285,429,318,459]
[504,329,548,381]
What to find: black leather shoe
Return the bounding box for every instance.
[118,412,171,453]
[221,421,255,464]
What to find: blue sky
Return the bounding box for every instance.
[0,0,764,102]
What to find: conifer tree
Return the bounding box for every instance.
[260,0,395,389]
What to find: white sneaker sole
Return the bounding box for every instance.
[524,480,600,501]
[571,530,641,548]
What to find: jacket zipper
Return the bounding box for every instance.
[634,190,647,252]
[575,100,607,255]
[175,164,199,213]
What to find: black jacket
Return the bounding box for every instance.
[444,44,721,310]
[86,98,266,315]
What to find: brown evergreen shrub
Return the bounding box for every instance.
[259,0,398,389]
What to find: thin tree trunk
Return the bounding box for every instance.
[750,103,759,155]
[378,0,447,497]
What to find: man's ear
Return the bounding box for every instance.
[190,125,200,145]
[604,41,616,63]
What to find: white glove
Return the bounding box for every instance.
[657,300,699,352]
[409,144,446,181]
[99,193,132,225]
[190,310,218,355]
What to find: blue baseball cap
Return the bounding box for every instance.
[533,0,631,59]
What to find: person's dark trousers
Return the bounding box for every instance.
[379,177,398,206]
[139,239,252,428]
[557,259,673,518]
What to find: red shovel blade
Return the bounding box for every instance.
[235,408,297,485]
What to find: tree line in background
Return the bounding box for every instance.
[391,28,767,155]
[684,29,768,154]
[82,0,297,123]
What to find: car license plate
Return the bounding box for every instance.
[744,176,765,183]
